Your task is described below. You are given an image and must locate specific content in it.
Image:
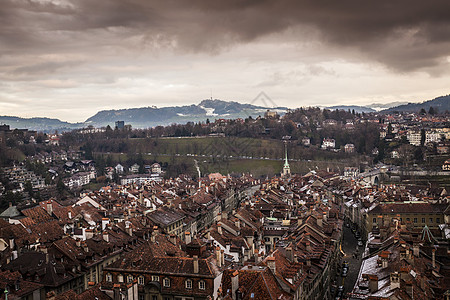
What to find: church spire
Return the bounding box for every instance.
[282,140,291,177]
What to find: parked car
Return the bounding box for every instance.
[358,239,363,247]
[355,231,361,238]
[342,268,348,277]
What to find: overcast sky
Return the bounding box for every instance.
[1,0,450,122]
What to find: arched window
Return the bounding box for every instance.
[185,279,192,289]
[127,275,133,283]
[163,277,170,288]
[199,280,206,290]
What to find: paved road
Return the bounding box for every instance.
[336,225,363,297]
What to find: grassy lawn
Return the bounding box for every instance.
[94,136,365,177]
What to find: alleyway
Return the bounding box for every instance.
[336,225,363,297]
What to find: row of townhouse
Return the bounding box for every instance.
[2,165,46,189]
[63,170,96,189]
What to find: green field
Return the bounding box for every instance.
[95,136,365,178]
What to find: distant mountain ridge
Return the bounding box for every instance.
[0,116,81,132]
[1,95,448,131]
[325,105,376,113]
[84,99,288,128]
[381,95,450,113]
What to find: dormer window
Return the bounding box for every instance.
[127,275,133,283]
[151,275,159,282]
[106,273,112,282]
[163,277,170,287]
[138,276,144,285]
[199,280,206,290]
[185,279,192,289]
[117,274,124,283]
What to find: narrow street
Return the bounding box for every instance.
[336,225,363,298]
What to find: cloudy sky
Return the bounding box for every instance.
[1,0,450,122]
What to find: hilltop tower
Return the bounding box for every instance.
[282,141,291,177]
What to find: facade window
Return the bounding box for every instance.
[185,279,193,289]
[139,295,144,300]
[106,273,112,282]
[429,218,433,223]
[199,280,206,290]
[117,274,124,283]
[163,278,170,287]
[372,218,376,223]
[422,218,425,223]
[436,218,440,223]
[138,276,145,285]
[127,275,133,283]
[413,218,417,223]
[406,218,410,222]
[151,275,160,282]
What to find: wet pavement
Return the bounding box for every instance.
[334,225,363,298]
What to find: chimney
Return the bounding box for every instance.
[103,232,109,243]
[126,223,132,236]
[235,219,240,229]
[82,242,88,252]
[217,224,222,235]
[231,271,239,300]
[216,247,222,268]
[267,256,276,274]
[151,227,157,242]
[306,256,311,267]
[76,239,81,247]
[322,211,327,222]
[382,258,388,268]
[9,238,14,250]
[317,214,323,227]
[68,211,72,219]
[390,272,400,290]
[46,201,53,215]
[217,213,222,222]
[170,234,177,246]
[369,275,379,293]
[185,232,192,244]
[85,229,94,240]
[297,218,303,226]
[102,218,110,230]
[306,241,311,252]
[432,249,436,268]
[193,255,199,274]
[286,247,293,262]
[413,243,419,257]
[221,249,225,266]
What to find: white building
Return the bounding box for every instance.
[321,138,335,149]
[407,131,421,146]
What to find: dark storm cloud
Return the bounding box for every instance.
[1,0,450,71]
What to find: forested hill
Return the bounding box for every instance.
[382,95,450,114]
[84,99,288,128]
